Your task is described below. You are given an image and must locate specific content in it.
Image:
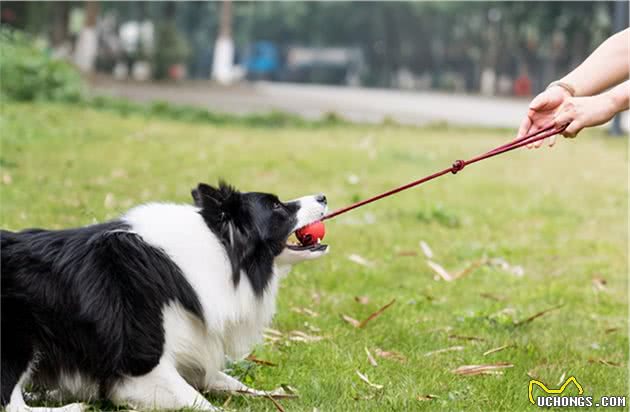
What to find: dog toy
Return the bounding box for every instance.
[296,221,326,246]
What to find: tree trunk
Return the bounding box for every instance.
[74,1,99,73]
[212,0,235,84]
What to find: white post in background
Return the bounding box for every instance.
[212,0,234,85]
[74,1,99,73]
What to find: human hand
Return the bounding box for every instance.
[519,86,620,148]
[517,85,571,148]
[551,94,619,138]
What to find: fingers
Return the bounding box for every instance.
[529,87,567,111]
[517,115,532,138]
[526,124,541,149]
[553,104,579,138]
[529,93,552,111]
[562,122,581,138]
[533,135,547,148]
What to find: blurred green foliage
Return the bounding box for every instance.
[0,29,83,102]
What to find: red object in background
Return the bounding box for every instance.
[296,221,326,246]
[168,64,186,81]
[513,74,532,96]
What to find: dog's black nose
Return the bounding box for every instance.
[316,194,327,205]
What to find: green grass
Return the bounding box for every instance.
[1,102,627,411]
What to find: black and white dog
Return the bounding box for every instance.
[1,182,329,411]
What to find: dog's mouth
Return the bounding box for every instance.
[286,241,328,252]
[285,226,328,253]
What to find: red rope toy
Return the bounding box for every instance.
[296,122,568,246]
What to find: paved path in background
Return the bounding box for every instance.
[91,78,536,128]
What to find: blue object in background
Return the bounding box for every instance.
[243,41,280,78]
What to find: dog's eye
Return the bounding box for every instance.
[272,201,283,210]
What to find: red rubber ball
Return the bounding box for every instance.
[295,221,326,246]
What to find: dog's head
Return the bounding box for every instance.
[192,182,328,294]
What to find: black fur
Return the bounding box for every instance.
[192,181,299,294]
[1,221,203,406]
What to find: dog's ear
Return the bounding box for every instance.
[192,183,219,207]
[191,186,205,207]
[192,182,242,219]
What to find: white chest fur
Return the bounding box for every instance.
[124,203,280,380]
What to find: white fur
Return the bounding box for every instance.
[292,195,327,231]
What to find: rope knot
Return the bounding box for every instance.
[451,160,466,174]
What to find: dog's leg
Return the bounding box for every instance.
[7,371,85,412]
[204,371,267,396]
[111,360,217,411]
[204,371,292,398]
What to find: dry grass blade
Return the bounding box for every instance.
[419,240,433,258]
[483,344,512,356]
[604,327,620,334]
[237,386,297,400]
[479,292,505,301]
[348,254,373,267]
[452,362,513,376]
[305,323,321,333]
[245,354,278,367]
[279,384,298,396]
[264,334,282,344]
[427,260,452,281]
[374,348,407,363]
[557,372,566,386]
[356,370,384,389]
[427,326,453,334]
[424,346,464,357]
[514,304,564,326]
[589,358,622,367]
[592,276,607,291]
[359,299,396,328]
[489,257,524,277]
[288,330,324,342]
[291,306,320,317]
[222,394,233,408]
[449,334,486,342]
[397,250,418,257]
[354,295,370,305]
[416,394,439,401]
[365,347,378,366]
[265,393,286,412]
[264,328,283,337]
[452,258,487,280]
[341,314,361,328]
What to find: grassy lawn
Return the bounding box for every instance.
[1,102,627,411]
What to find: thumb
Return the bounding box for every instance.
[529,89,565,112]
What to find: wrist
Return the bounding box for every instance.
[607,82,630,112]
[547,81,576,97]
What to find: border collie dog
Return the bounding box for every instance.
[1,182,329,411]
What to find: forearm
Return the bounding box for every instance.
[604,80,630,113]
[560,28,629,96]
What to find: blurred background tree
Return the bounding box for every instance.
[1,1,627,94]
